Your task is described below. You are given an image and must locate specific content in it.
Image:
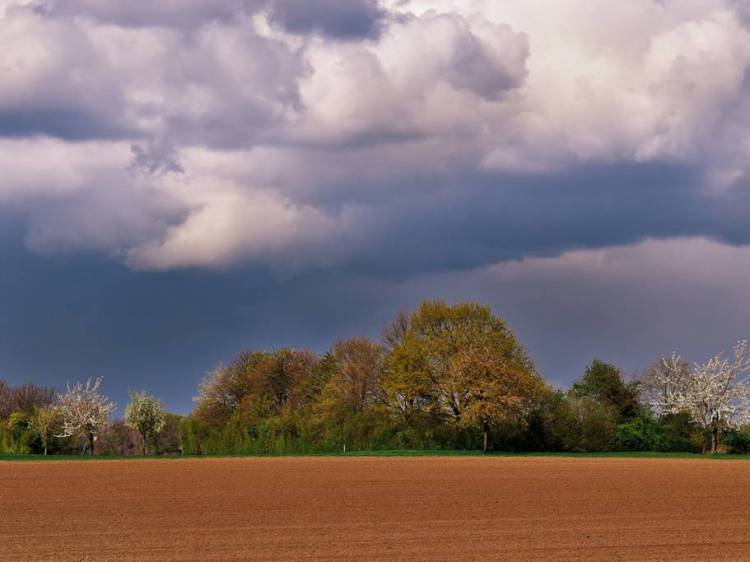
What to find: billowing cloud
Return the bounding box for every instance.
[5,0,750,411]
[1,0,750,272]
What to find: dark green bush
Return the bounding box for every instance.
[722,427,750,454]
[615,410,663,451]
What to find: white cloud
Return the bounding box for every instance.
[296,10,528,142]
[488,237,750,288]
[125,165,348,270]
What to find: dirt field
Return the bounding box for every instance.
[2,456,750,560]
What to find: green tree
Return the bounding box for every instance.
[571,360,639,421]
[0,380,11,419]
[124,391,167,456]
[559,396,619,452]
[615,409,663,451]
[314,338,387,451]
[29,404,61,456]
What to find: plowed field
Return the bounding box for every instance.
[2,456,750,560]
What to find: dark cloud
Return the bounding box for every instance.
[269,0,385,39]
[3,213,750,413]
[335,163,739,277]
[0,108,132,140]
[36,0,263,29]
[39,0,386,39]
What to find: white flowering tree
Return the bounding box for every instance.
[124,391,167,456]
[57,378,116,455]
[657,341,750,453]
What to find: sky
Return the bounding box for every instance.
[2,0,750,413]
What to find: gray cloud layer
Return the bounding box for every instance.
[2,0,750,408]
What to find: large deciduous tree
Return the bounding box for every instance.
[381,330,432,425]
[384,300,545,451]
[194,349,319,427]
[124,391,167,456]
[320,338,385,416]
[57,378,116,455]
[453,342,546,452]
[657,341,750,453]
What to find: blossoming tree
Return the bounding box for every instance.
[57,378,116,455]
[124,391,167,456]
[656,341,750,453]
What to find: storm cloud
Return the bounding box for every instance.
[2,0,750,410]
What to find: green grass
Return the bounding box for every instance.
[4,450,750,461]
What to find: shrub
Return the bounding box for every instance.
[722,427,750,454]
[615,410,663,451]
[659,412,703,453]
[559,397,619,452]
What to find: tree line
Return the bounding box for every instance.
[3,300,750,456]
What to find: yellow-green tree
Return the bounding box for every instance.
[318,338,385,416]
[29,404,61,456]
[381,330,433,425]
[384,300,545,451]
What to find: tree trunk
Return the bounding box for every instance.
[43,444,47,456]
[711,426,719,454]
[143,437,147,457]
[482,421,490,453]
[88,432,95,456]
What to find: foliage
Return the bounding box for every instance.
[96,420,141,456]
[154,413,183,455]
[124,391,167,455]
[615,410,664,451]
[29,405,62,455]
[3,301,750,458]
[721,427,750,454]
[555,396,619,452]
[0,382,57,420]
[571,360,639,421]
[382,300,545,451]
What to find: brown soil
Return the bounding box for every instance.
[2,456,750,560]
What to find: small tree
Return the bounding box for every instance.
[571,360,638,421]
[657,341,750,453]
[124,391,167,456]
[0,380,11,419]
[29,404,61,455]
[57,378,116,455]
